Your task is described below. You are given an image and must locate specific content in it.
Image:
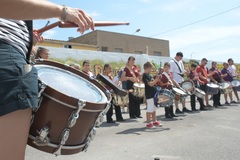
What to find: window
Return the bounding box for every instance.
[115,48,123,53]
[153,51,162,56]
[101,46,108,51]
[64,44,72,49]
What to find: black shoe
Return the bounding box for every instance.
[170,114,178,117]
[200,107,207,111]
[214,105,219,108]
[107,120,115,123]
[136,116,143,118]
[182,107,192,113]
[206,104,212,107]
[218,104,223,106]
[175,108,184,114]
[130,116,137,119]
[192,108,198,111]
[117,119,126,122]
[231,101,237,104]
[165,114,173,119]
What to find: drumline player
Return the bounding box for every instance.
[187,63,205,111]
[0,1,94,160]
[221,62,234,105]
[196,58,214,110]
[142,62,162,128]
[208,61,223,108]
[82,60,94,77]
[169,52,191,114]
[121,56,142,119]
[159,62,179,118]
[228,58,240,102]
[102,64,125,123]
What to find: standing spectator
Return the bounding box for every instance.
[35,47,50,59]
[228,58,240,102]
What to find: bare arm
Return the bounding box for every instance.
[148,77,159,87]
[0,0,94,33]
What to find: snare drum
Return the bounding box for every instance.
[28,60,111,156]
[219,82,231,94]
[155,89,175,107]
[172,87,188,101]
[192,88,205,99]
[206,83,219,95]
[112,93,129,106]
[231,80,240,91]
[132,83,145,98]
[181,80,194,92]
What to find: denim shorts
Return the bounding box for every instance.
[0,41,38,116]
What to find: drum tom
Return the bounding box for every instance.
[132,83,145,98]
[28,60,111,156]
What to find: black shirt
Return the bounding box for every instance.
[142,73,156,99]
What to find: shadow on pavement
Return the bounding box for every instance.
[116,127,171,135]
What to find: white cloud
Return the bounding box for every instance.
[42,30,56,39]
[161,0,197,12]
[88,11,101,19]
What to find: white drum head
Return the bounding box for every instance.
[181,81,193,90]
[173,87,186,95]
[219,82,230,89]
[195,88,206,95]
[207,83,219,88]
[134,83,145,88]
[36,65,108,103]
[231,80,240,87]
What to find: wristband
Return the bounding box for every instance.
[60,5,68,22]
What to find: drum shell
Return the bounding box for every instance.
[28,85,108,155]
[132,83,145,98]
[206,85,219,95]
[112,93,129,106]
[156,89,174,107]
[192,88,205,99]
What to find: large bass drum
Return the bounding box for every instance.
[28,60,111,156]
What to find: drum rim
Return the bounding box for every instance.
[34,60,111,104]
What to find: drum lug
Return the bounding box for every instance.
[82,127,96,152]
[95,102,111,127]
[53,128,70,156]
[33,126,50,146]
[35,81,47,112]
[77,99,86,114]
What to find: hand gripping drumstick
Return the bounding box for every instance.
[37,21,130,34]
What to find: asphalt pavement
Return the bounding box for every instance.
[26,95,240,160]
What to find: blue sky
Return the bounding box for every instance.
[34,0,240,62]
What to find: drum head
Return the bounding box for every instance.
[36,65,108,103]
[181,81,193,90]
[195,88,206,95]
[219,82,230,89]
[172,87,186,95]
[207,83,219,88]
[134,83,145,88]
[231,80,240,87]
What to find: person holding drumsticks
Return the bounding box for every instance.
[0,1,94,159]
[209,61,223,108]
[187,63,205,111]
[221,62,234,105]
[159,62,179,118]
[121,56,142,119]
[102,64,125,123]
[142,62,162,128]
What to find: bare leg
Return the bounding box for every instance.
[234,90,239,101]
[0,108,32,160]
[152,111,157,122]
[182,98,186,108]
[224,94,228,102]
[146,112,151,123]
[229,92,233,102]
[205,93,209,106]
[175,100,179,109]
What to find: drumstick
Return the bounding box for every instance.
[37,21,130,34]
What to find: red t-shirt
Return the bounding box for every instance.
[160,73,172,90]
[196,65,208,84]
[124,66,139,78]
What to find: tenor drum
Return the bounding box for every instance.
[132,83,145,98]
[172,87,188,101]
[219,82,231,94]
[192,88,205,99]
[181,80,194,92]
[28,60,111,156]
[112,93,129,106]
[206,83,219,95]
[231,80,240,91]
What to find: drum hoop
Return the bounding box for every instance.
[28,134,86,150]
[43,93,105,113]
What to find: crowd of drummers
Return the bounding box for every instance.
[95,52,240,129]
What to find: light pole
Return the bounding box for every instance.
[133,28,141,35]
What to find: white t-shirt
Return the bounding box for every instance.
[228,65,237,77]
[169,59,184,83]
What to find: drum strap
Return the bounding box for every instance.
[173,59,184,77]
[162,72,173,85]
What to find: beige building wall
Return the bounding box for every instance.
[69,30,170,57]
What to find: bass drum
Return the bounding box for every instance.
[28,60,111,156]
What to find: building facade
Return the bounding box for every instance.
[69,30,170,57]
